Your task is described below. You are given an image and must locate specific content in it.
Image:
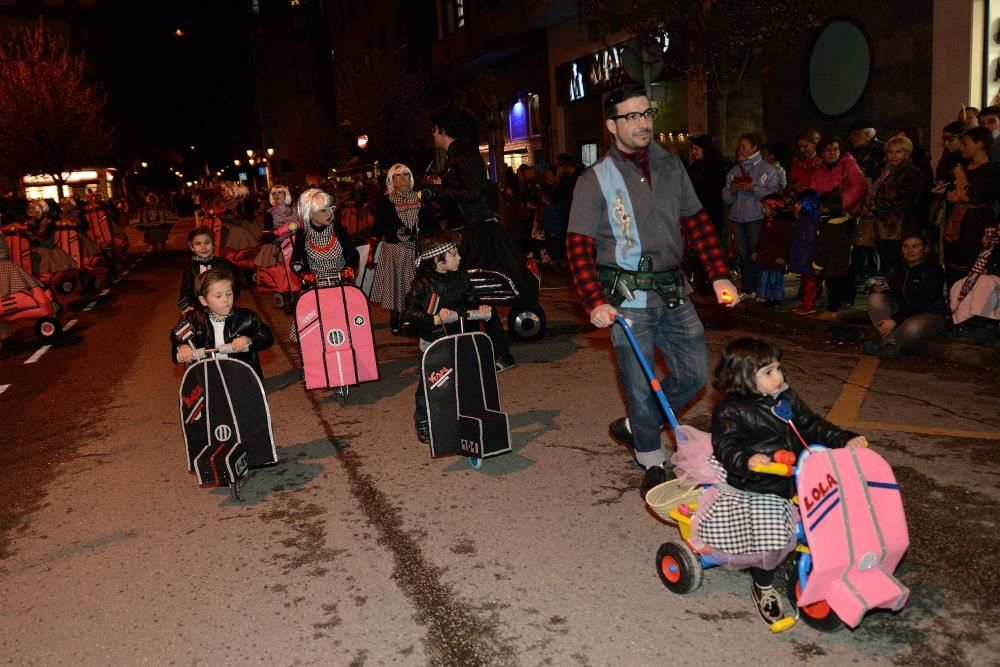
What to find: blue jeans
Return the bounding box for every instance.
[732,219,762,293]
[609,302,708,468]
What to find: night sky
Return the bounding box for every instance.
[87,0,254,171]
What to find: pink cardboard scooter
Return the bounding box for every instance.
[293,276,379,400]
[768,401,909,630]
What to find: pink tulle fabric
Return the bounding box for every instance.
[670,424,798,571]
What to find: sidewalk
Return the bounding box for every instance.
[713,274,1000,371]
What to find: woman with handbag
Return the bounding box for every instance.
[367,163,436,335]
[944,127,1000,286]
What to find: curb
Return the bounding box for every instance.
[726,299,1000,371]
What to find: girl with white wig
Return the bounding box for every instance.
[367,163,436,334]
[290,187,359,281]
[26,199,76,275]
[255,184,299,267]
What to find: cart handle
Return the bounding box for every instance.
[612,315,683,439]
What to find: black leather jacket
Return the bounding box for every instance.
[403,269,478,341]
[712,386,858,497]
[178,256,240,311]
[170,307,274,378]
[435,139,491,228]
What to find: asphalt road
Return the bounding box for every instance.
[2,223,999,666]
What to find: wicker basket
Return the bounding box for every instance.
[645,478,704,523]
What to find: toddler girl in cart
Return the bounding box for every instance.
[662,338,865,628]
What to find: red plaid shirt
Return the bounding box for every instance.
[567,210,729,312]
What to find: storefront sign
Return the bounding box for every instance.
[557,44,627,104]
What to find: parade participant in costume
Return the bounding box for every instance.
[135,193,175,254]
[178,226,240,312]
[215,182,260,253]
[171,267,273,380]
[567,83,739,498]
[290,187,358,281]
[0,234,43,357]
[57,197,104,261]
[403,230,491,444]
[369,163,436,335]
[25,199,76,277]
[710,337,865,626]
[255,184,299,268]
[429,107,518,372]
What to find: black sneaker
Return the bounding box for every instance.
[415,422,431,445]
[494,357,517,373]
[751,583,785,626]
[609,417,633,447]
[878,342,901,360]
[640,465,671,500]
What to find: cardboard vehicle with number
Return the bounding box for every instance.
[421,312,511,468]
[177,350,278,500]
[293,278,379,399]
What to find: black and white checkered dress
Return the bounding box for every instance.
[369,192,419,312]
[695,487,795,555]
[0,236,41,297]
[304,223,346,279]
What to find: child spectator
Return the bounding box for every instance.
[711,337,865,626]
[813,192,857,320]
[178,226,240,312]
[403,231,491,444]
[753,193,795,307]
[171,267,274,379]
[787,189,823,314]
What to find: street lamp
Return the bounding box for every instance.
[233,159,241,167]
[140,161,148,168]
[266,148,274,157]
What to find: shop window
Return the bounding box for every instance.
[453,0,465,28]
[250,0,260,14]
[581,143,597,168]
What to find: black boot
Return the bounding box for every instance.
[415,420,431,444]
[390,311,402,336]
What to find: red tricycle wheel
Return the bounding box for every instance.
[655,541,703,594]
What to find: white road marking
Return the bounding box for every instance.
[122,270,130,276]
[24,345,51,364]
[99,288,111,297]
[0,384,10,395]
[64,319,78,331]
[83,301,97,311]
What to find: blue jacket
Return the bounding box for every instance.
[722,151,781,223]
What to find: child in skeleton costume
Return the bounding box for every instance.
[135,193,176,254]
[25,199,75,276]
[368,164,437,334]
[290,187,359,281]
[255,185,300,268]
[56,197,103,261]
[696,338,865,627]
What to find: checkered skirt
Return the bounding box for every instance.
[0,259,41,297]
[368,241,415,312]
[693,485,795,557]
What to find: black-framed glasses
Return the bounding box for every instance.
[609,108,657,125]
